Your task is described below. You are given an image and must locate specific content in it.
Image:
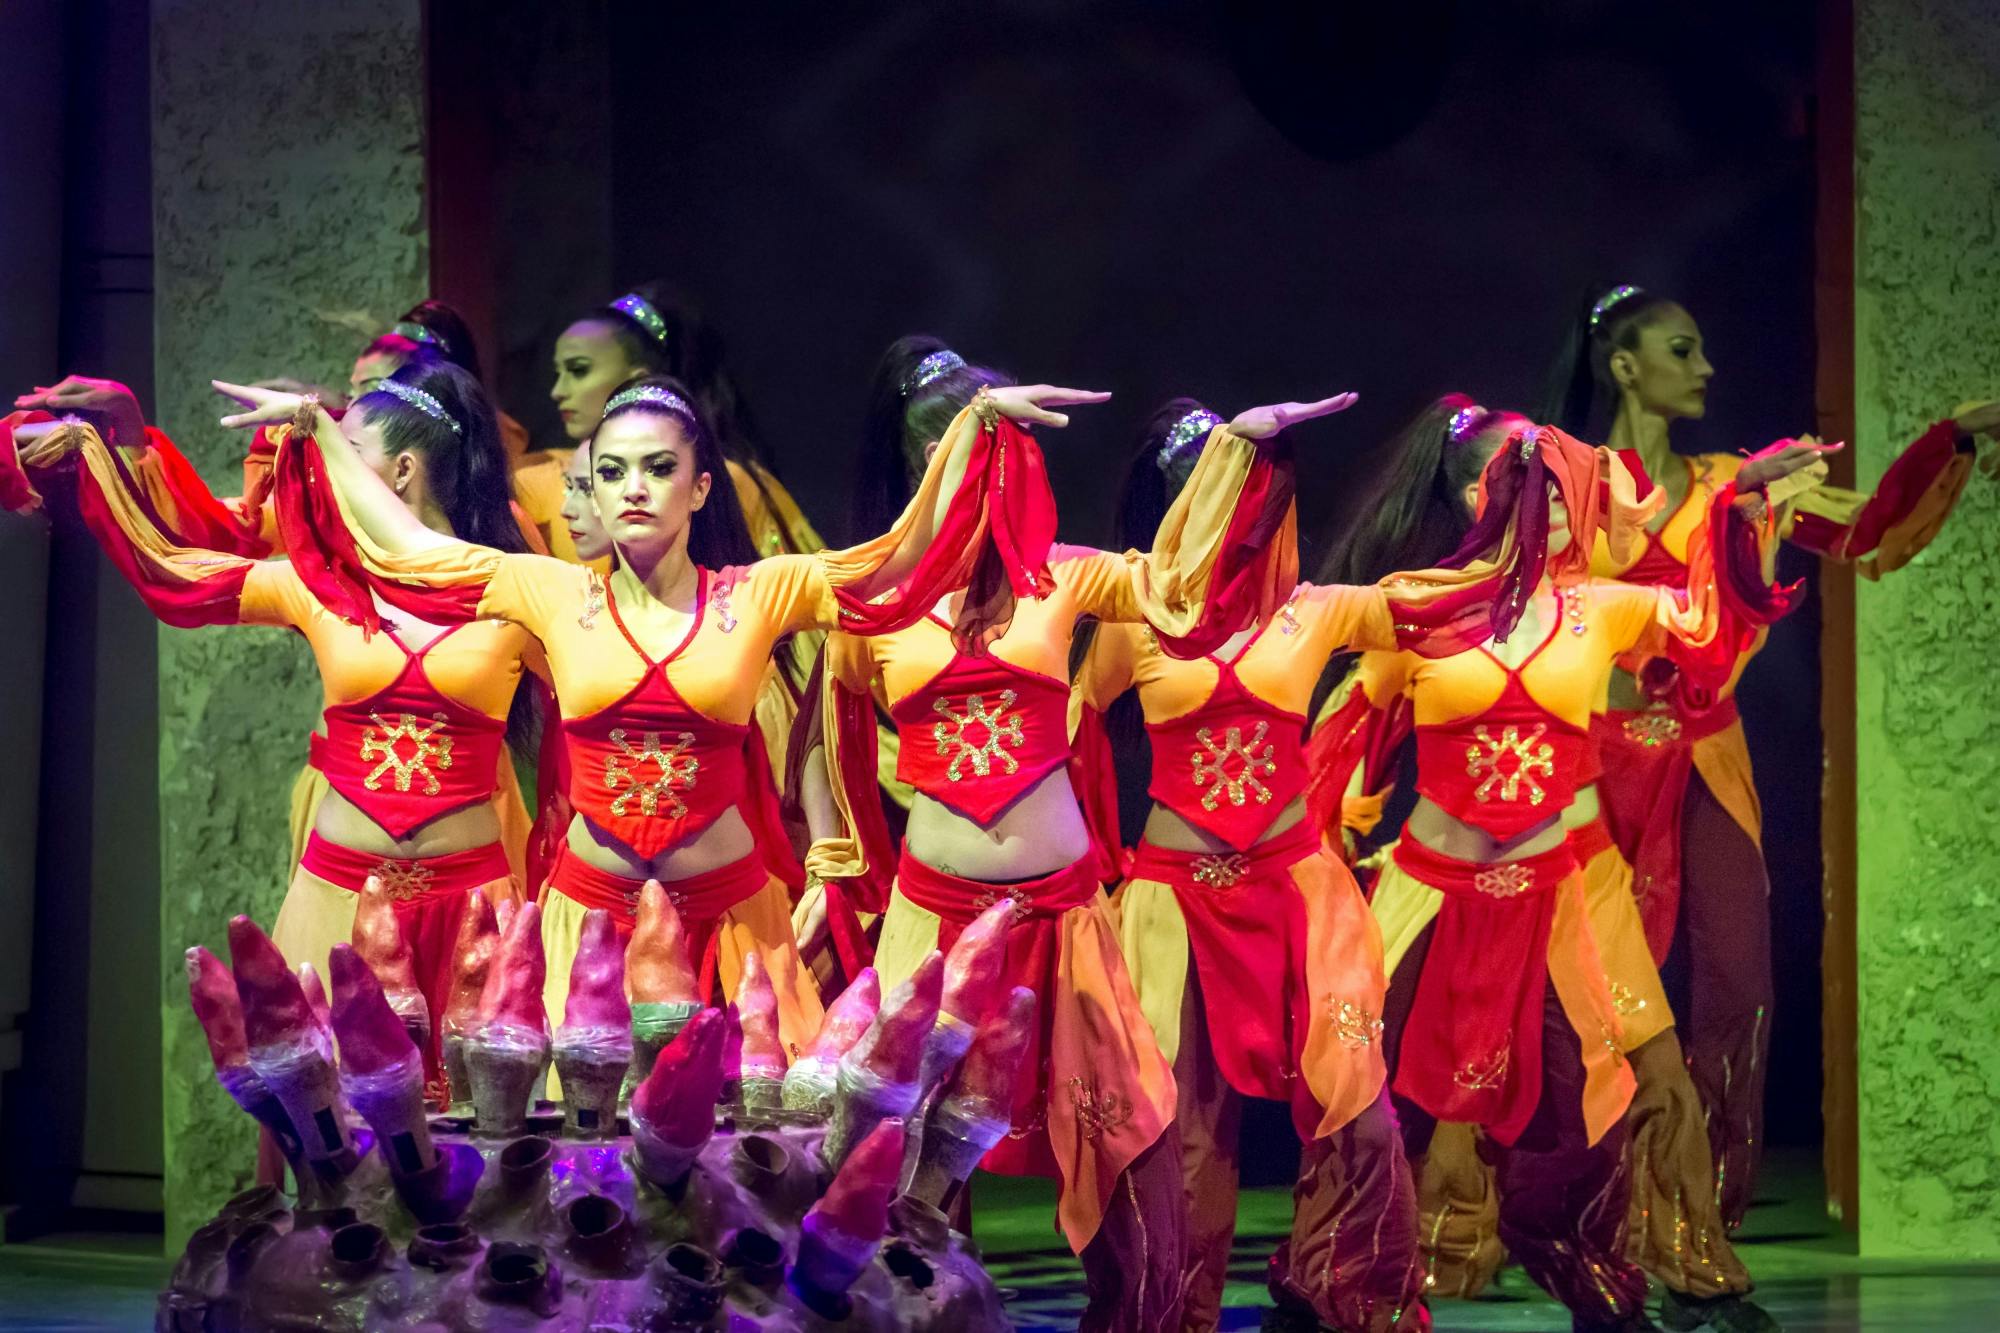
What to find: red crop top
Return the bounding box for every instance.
[1142,642,1307,850]
[560,569,756,859]
[308,624,508,839]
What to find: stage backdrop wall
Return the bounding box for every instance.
[151,0,429,1245]
[1851,0,2000,1260]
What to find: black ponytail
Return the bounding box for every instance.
[1538,282,1680,438]
[394,299,484,384]
[852,335,1013,539]
[358,360,538,757]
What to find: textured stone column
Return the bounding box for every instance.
[1851,0,2000,1260]
[152,0,426,1245]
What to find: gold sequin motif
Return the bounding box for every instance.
[1331,999,1384,1049]
[1192,722,1277,810]
[932,690,1024,781]
[1620,710,1683,748]
[371,858,436,902]
[578,570,606,629]
[605,729,699,818]
[970,888,1035,923]
[1066,1077,1133,1140]
[1609,981,1648,1016]
[361,712,454,795]
[1472,863,1535,899]
[1465,723,1555,805]
[1453,1043,1511,1091]
[1191,853,1249,889]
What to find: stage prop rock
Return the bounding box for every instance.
[161,907,1018,1331]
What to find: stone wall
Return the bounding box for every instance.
[1851,0,2000,1259]
[151,0,427,1245]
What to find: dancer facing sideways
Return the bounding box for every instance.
[547,282,822,558]
[804,366,1526,1331]
[1309,404,1830,1333]
[1314,394,1841,1332]
[1543,283,2000,1232]
[215,369,1111,1068]
[3,364,543,1108]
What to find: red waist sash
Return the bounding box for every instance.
[544,841,768,1002]
[1127,818,1323,1108]
[299,830,509,899]
[1566,815,1615,868]
[1592,695,1740,963]
[1389,836,1580,1146]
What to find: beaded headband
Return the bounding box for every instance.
[608,293,671,349]
[1447,403,1486,445]
[1517,423,1543,460]
[370,378,461,434]
[1156,407,1222,477]
[389,320,445,352]
[902,349,966,396]
[602,383,698,426]
[1588,284,1644,330]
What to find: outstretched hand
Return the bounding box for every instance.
[214,380,310,431]
[985,384,1112,429]
[1739,436,1841,495]
[14,375,146,448]
[1228,392,1359,440]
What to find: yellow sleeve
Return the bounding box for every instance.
[236,562,317,630]
[473,552,589,636]
[738,553,842,635]
[1073,620,1139,713]
[1290,581,1402,659]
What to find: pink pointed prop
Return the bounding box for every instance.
[352,876,430,1053]
[185,945,303,1161]
[910,987,1037,1206]
[328,943,435,1177]
[228,916,356,1169]
[440,889,500,1112]
[822,952,941,1168]
[920,899,1016,1096]
[782,968,880,1117]
[733,952,786,1112]
[464,901,549,1136]
[792,1118,905,1301]
[626,882,703,1094]
[630,1008,725,1187]
[553,909,632,1137]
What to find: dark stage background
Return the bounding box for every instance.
[439,1,1823,1181]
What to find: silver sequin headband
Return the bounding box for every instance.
[902,349,966,396]
[371,378,460,434]
[390,320,445,352]
[1448,403,1486,445]
[1156,408,1222,477]
[609,293,670,349]
[602,383,698,426]
[1588,284,1643,330]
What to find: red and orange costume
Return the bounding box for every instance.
[1589,423,1974,1226]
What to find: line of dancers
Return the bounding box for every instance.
[5,282,1993,1333]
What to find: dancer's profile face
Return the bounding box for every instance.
[590,412,712,556]
[561,444,612,561]
[1613,303,1712,421]
[349,349,405,403]
[342,406,416,501]
[552,319,645,442]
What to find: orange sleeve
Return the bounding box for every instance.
[1290,581,1401,660]
[1072,620,1139,714]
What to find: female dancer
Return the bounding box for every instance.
[3,363,541,1100]
[549,282,822,557]
[1312,405,1827,1333]
[1071,396,1473,1332]
[222,368,1108,1061]
[809,366,1515,1330]
[1314,395,1815,1331]
[1544,284,1999,1229]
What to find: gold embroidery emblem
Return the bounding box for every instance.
[1599,1022,1625,1065]
[604,729,699,818]
[1465,723,1555,805]
[1453,1043,1511,1091]
[1066,1077,1133,1140]
[713,578,738,633]
[371,858,436,902]
[1620,710,1683,748]
[1277,586,1304,636]
[1190,853,1249,889]
[1192,722,1277,810]
[578,570,606,629]
[932,690,1024,781]
[360,712,454,795]
[1472,863,1535,899]
[1331,999,1384,1049]
[970,888,1034,922]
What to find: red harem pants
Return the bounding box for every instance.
[1119,825,1424,1331]
[888,853,1184,1333]
[1381,848,1648,1325]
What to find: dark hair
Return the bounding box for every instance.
[394,299,483,383]
[1316,394,1504,589]
[852,335,1014,538]
[591,374,760,572]
[356,332,439,373]
[1539,283,1681,438]
[354,360,538,756]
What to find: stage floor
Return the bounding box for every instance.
[2,1150,1995,1330]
